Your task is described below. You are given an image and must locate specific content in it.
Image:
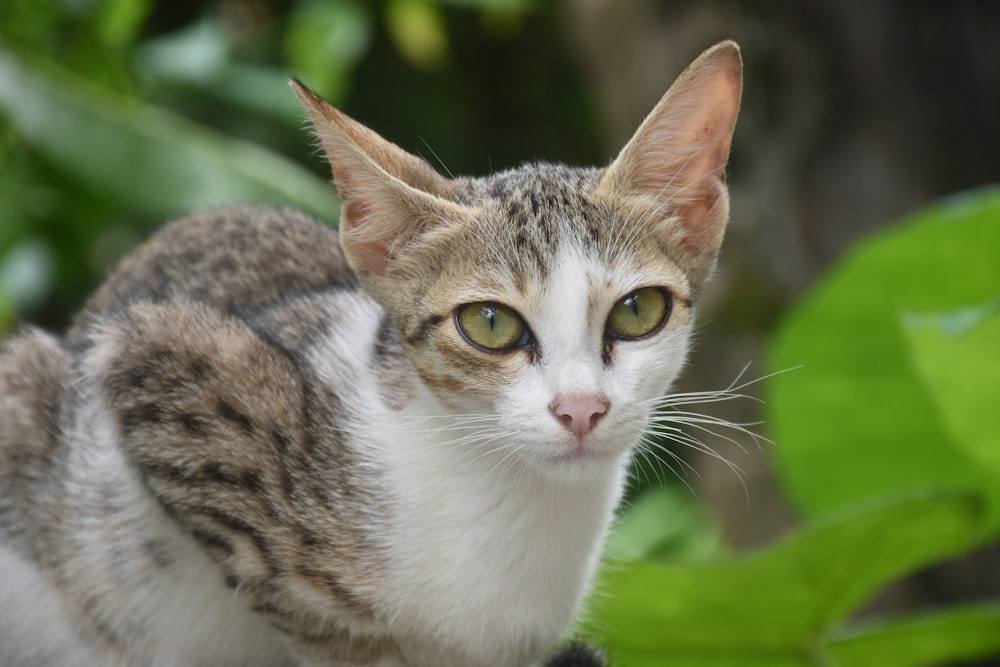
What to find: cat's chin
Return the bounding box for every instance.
[538,441,626,479]
[550,445,613,465]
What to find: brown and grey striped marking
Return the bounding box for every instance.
[70,206,356,346]
[91,298,387,623]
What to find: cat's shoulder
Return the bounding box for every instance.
[71,205,355,334]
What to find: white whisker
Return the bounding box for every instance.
[635,439,698,497]
[631,363,798,500]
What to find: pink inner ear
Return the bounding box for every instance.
[625,139,728,264]
[340,199,393,276]
[603,44,740,276]
[674,189,725,260]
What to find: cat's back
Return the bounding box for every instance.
[3,205,351,507]
[70,205,354,337]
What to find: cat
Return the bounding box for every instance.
[0,41,742,667]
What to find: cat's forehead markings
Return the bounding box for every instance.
[465,167,613,286]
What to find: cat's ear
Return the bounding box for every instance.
[291,79,469,277]
[600,41,742,289]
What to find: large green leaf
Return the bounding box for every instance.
[0,42,337,221]
[902,299,1000,521]
[827,604,1000,667]
[767,189,1000,523]
[584,493,985,667]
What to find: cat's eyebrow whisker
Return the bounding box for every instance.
[418,138,455,179]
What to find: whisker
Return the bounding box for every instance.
[640,437,701,479]
[646,427,747,478]
[635,439,698,496]
[652,417,750,454]
[630,362,795,502]
[630,446,664,488]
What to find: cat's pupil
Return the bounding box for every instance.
[606,287,670,340]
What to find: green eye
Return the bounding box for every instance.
[456,302,527,352]
[607,288,670,339]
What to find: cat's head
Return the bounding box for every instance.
[294,42,741,475]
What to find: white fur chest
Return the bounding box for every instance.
[374,407,629,667]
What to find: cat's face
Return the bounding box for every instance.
[379,168,697,473]
[293,41,742,474]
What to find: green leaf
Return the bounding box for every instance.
[607,486,721,563]
[0,41,337,221]
[285,0,371,103]
[827,604,1000,667]
[767,188,1000,524]
[97,0,152,49]
[385,0,449,70]
[583,493,986,666]
[902,299,1000,509]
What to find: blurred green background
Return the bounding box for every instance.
[3,1,1000,665]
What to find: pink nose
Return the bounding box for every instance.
[550,395,610,439]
